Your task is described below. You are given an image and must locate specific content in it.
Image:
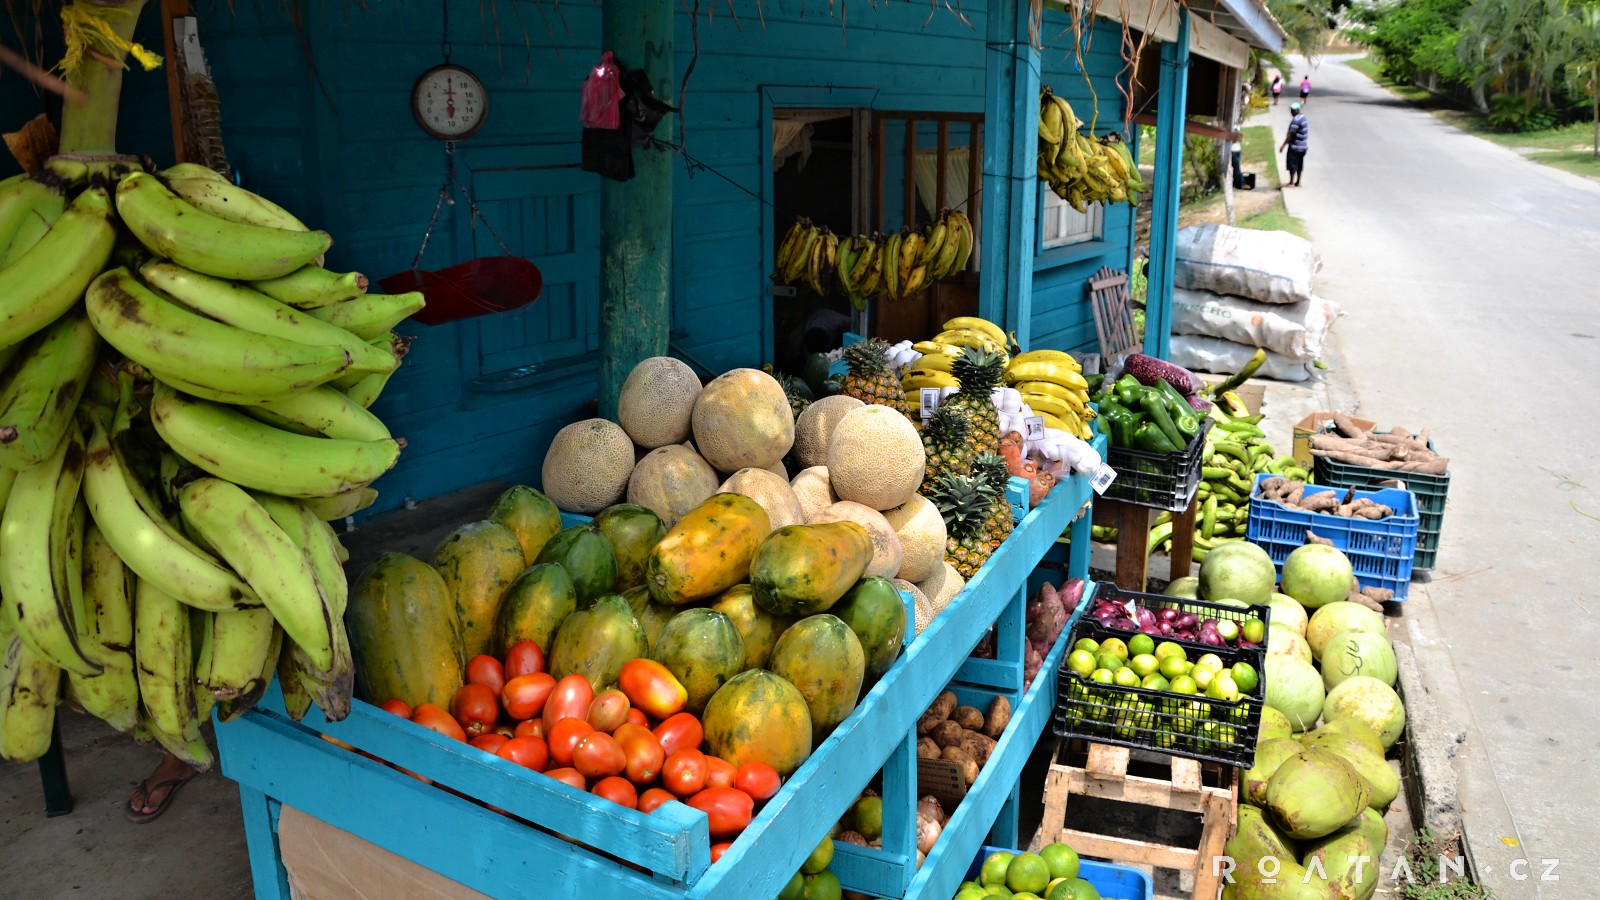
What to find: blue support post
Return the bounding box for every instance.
[1144,10,1191,361]
[978,0,1041,351]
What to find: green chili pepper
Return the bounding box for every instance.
[1138,388,1186,449]
[1133,421,1180,453]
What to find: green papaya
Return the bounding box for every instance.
[769,614,865,743]
[593,503,667,592]
[750,522,874,617]
[701,669,812,777]
[488,484,564,565]
[492,562,576,657]
[624,585,680,651]
[651,608,745,714]
[430,520,526,662]
[828,576,907,683]
[547,594,649,693]
[534,523,618,605]
[711,584,792,671]
[346,552,462,707]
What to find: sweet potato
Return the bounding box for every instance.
[984,696,1012,739]
[951,706,985,731]
[931,720,966,748]
[917,691,957,734]
[917,737,941,759]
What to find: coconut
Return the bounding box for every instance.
[813,501,903,579]
[1321,629,1398,691]
[1322,676,1405,749]
[719,468,806,530]
[617,357,702,449]
[541,418,635,514]
[792,395,865,469]
[1267,623,1313,665]
[1306,601,1386,661]
[1301,724,1400,810]
[1197,540,1276,605]
[1281,543,1356,609]
[1259,705,1295,742]
[1263,654,1324,732]
[881,494,947,584]
[1241,737,1303,806]
[627,445,720,527]
[1302,808,1386,898]
[1264,748,1371,840]
[1267,592,1309,636]
[790,466,838,522]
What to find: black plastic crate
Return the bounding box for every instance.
[1052,618,1266,768]
[1314,442,1449,572]
[1078,582,1271,658]
[1104,418,1214,512]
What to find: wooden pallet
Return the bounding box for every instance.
[1031,739,1237,900]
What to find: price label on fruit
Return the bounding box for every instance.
[1090,464,1117,495]
[920,388,942,421]
[1024,415,1045,440]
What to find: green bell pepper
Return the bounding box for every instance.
[1114,374,1145,408]
[1153,378,1201,439]
[1133,421,1180,454]
[1101,403,1138,447]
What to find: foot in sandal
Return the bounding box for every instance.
[126,751,199,824]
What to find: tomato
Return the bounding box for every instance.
[513,718,545,740]
[572,732,627,780]
[542,674,596,731]
[465,654,506,696]
[591,775,639,809]
[547,717,594,768]
[543,767,586,791]
[611,722,653,746]
[732,762,781,801]
[410,703,467,742]
[661,748,708,797]
[450,683,500,738]
[710,842,733,863]
[637,787,677,814]
[496,736,550,772]
[619,730,666,786]
[687,787,754,839]
[494,724,516,738]
[469,733,510,755]
[504,640,546,680]
[379,698,412,718]
[586,689,631,734]
[624,707,649,728]
[502,672,556,721]
[619,659,688,719]
[652,712,704,758]
[704,755,737,790]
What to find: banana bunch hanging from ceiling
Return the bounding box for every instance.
[1036,87,1148,213]
[770,208,975,309]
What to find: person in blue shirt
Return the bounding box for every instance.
[1278,102,1309,187]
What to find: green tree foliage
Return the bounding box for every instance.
[1349,0,1478,85]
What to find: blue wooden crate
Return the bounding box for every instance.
[218,460,1096,900]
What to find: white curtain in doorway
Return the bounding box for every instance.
[912,147,971,217]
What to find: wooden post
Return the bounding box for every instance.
[977,0,1040,351]
[597,0,673,419]
[1143,9,1190,361]
[160,0,189,164]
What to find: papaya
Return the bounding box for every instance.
[430,520,526,662]
[829,576,907,683]
[646,493,771,606]
[492,563,576,657]
[547,593,649,693]
[769,614,865,743]
[711,584,792,671]
[701,669,813,777]
[346,552,462,707]
[593,503,667,592]
[622,584,679,650]
[488,484,564,565]
[750,522,874,617]
[651,608,746,714]
[534,523,619,605]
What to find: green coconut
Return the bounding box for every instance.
[1267,592,1309,636]
[1265,748,1371,840]
[1264,654,1324,732]
[1321,629,1398,691]
[1306,601,1385,661]
[1322,676,1406,749]
[1242,737,1304,807]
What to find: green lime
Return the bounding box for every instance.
[1154,640,1186,660]
[1241,618,1266,643]
[1039,843,1080,882]
[1066,649,1096,678]
[1194,652,1224,672]
[1205,672,1240,702]
[801,834,833,874]
[1074,637,1100,655]
[1047,876,1102,900]
[1127,633,1156,657]
[955,888,990,900]
[1158,654,1189,680]
[801,869,841,900]
[1229,661,1259,693]
[1128,653,1160,678]
[1141,673,1170,691]
[983,887,1014,898]
[1215,619,1241,643]
[1098,637,1129,661]
[1006,852,1052,895]
[1094,652,1124,672]
[777,871,805,900]
[1112,667,1141,688]
[1168,674,1198,695]
[980,851,1016,887]
[1190,665,1217,692]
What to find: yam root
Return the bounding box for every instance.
[1306,530,1335,547]
[1303,492,1340,513]
[984,696,1012,739]
[1349,591,1385,612]
[931,720,966,748]
[1331,414,1367,439]
[951,705,985,731]
[918,691,958,734]
[1362,586,1395,604]
[917,737,941,759]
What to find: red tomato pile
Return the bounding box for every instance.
[378,646,783,855]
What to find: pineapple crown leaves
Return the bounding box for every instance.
[925,472,996,537]
[923,403,973,442]
[973,452,1011,490]
[842,338,894,375]
[952,346,1005,396]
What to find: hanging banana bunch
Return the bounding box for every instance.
[771,209,975,309]
[1036,87,1149,212]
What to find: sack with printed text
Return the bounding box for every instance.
[1175,224,1320,305]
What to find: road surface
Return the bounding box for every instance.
[1268,57,1600,898]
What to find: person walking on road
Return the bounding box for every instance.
[1271,75,1282,105]
[1299,76,1311,104]
[1279,102,1309,187]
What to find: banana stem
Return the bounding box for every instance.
[57,0,153,156]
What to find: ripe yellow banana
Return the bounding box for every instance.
[883,232,903,300]
[0,631,62,762]
[1011,349,1083,370]
[908,352,955,374]
[65,522,140,733]
[919,221,947,267]
[252,264,370,310]
[1008,359,1089,391]
[948,211,975,274]
[133,579,213,769]
[902,372,960,391]
[0,186,116,348]
[943,317,1007,347]
[1020,391,1073,420]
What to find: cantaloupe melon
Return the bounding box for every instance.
[881,494,946,583]
[692,368,795,472]
[764,460,790,480]
[827,404,924,511]
[812,501,903,579]
[915,561,965,615]
[792,467,837,522]
[627,445,720,527]
[618,357,702,449]
[541,418,635,514]
[894,578,935,635]
[720,468,806,530]
[792,396,864,469]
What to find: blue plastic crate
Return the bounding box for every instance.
[1246,474,1418,600]
[964,846,1153,900]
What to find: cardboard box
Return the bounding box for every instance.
[1293,412,1377,471]
[279,805,488,900]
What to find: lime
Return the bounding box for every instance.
[850,795,883,841]
[1098,637,1129,661]
[1190,665,1216,692]
[1241,617,1266,643]
[777,871,805,900]
[1128,653,1160,678]
[1158,654,1189,681]
[1168,674,1198,695]
[1093,652,1124,672]
[1229,661,1259,693]
[1195,652,1224,672]
[1089,668,1114,684]
[1006,852,1052,895]
[1013,893,1042,900]
[1141,673,1170,692]
[1127,633,1156,657]
[955,888,990,900]
[1205,672,1240,702]
[1066,649,1096,678]
[1215,619,1241,643]
[980,851,1016,887]
[1047,876,1102,900]
[1039,843,1081,881]
[1074,637,1100,655]
[1154,640,1186,660]
[1112,667,1141,688]
[801,870,841,900]
[801,834,833,874]
[983,884,1014,897]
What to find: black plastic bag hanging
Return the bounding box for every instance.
[618,67,677,147]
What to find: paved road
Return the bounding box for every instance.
[1267,57,1600,898]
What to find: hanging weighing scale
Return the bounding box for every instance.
[380,0,541,326]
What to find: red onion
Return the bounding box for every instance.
[1198,631,1224,646]
[1158,607,1180,624]
[1112,616,1137,630]
[1175,612,1199,630]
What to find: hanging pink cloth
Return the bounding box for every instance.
[580,51,625,130]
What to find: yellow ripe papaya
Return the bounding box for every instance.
[347,552,463,707]
[750,522,874,618]
[645,493,772,606]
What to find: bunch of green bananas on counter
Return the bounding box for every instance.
[772,209,975,309]
[0,160,420,767]
[1037,88,1147,212]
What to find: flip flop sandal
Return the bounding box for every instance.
[124,773,195,824]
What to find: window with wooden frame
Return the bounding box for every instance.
[1040,189,1103,248]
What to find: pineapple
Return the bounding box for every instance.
[972,452,1017,549]
[840,338,915,418]
[945,347,1005,455]
[776,371,812,419]
[921,404,977,489]
[927,471,1002,579]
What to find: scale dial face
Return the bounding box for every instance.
[411,64,488,140]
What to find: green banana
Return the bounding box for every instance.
[64,522,140,733]
[308,291,426,341]
[190,608,217,722]
[0,632,62,762]
[160,162,228,182]
[245,384,393,442]
[138,260,395,376]
[301,487,378,521]
[251,264,369,310]
[196,606,279,701]
[164,175,309,232]
[256,493,352,720]
[0,180,67,269]
[151,383,401,499]
[1038,90,1066,147]
[85,267,353,404]
[0,186,116,348]
[276,641,315,722]
[177,477,335,670]
[115,171,330,281]
[215,625,281,723]
[337,367,396,409]
[133,579,213,769]
[0,308,100,470]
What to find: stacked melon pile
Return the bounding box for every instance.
[539,359,956,630]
